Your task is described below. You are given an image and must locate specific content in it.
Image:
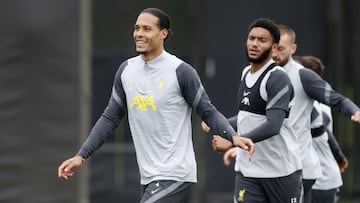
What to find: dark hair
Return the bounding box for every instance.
[140,8,174,40]
[249,18,280,43]
[294,55,325,76]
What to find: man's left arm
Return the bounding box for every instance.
[300,68,360,123]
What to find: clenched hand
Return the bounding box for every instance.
[212,135,255,160]
[58,155,84,179]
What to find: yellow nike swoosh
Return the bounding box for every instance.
[151,188,160,194]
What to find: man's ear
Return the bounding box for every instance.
[291,43,297,55]
[161,29,168,40]
[272,43,279,50]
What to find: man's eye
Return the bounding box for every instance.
[260,39,267,43]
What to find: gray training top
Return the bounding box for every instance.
[235,60,302,178]
[284,59,359,179]
[78,51,236,185]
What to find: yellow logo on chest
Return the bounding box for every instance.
[130,95,157,111]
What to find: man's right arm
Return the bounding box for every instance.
[77,62,128,159]
[58,62,129,179]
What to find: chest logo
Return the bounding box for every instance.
[243,91,251,96]
[130,95,157,111]
[241,91,251,106]
[158,81,164,91]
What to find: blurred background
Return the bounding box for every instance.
[0,0,360,202]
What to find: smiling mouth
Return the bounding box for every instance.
[136,39,147,44]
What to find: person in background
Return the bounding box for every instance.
[272,24,360,203]
[294,55,348,203]
[203,18,303,203]
[57,7,254,203]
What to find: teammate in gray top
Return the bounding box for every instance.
[57,7,254,203]
[204,18,303,203]
[295,55,348,203]
[272,24,360,203]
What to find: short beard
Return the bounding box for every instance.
[277,59,289,67]
[246,47,272,64]
[136,50,147,55]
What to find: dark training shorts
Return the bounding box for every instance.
[234,170,302,203]
[312,188,339,203]
[140,180,193,203]
[302,178,316,203]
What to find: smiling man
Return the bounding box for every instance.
[57,7,254,203]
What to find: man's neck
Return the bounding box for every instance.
[250,58,271,73]
[142,47,164,62]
